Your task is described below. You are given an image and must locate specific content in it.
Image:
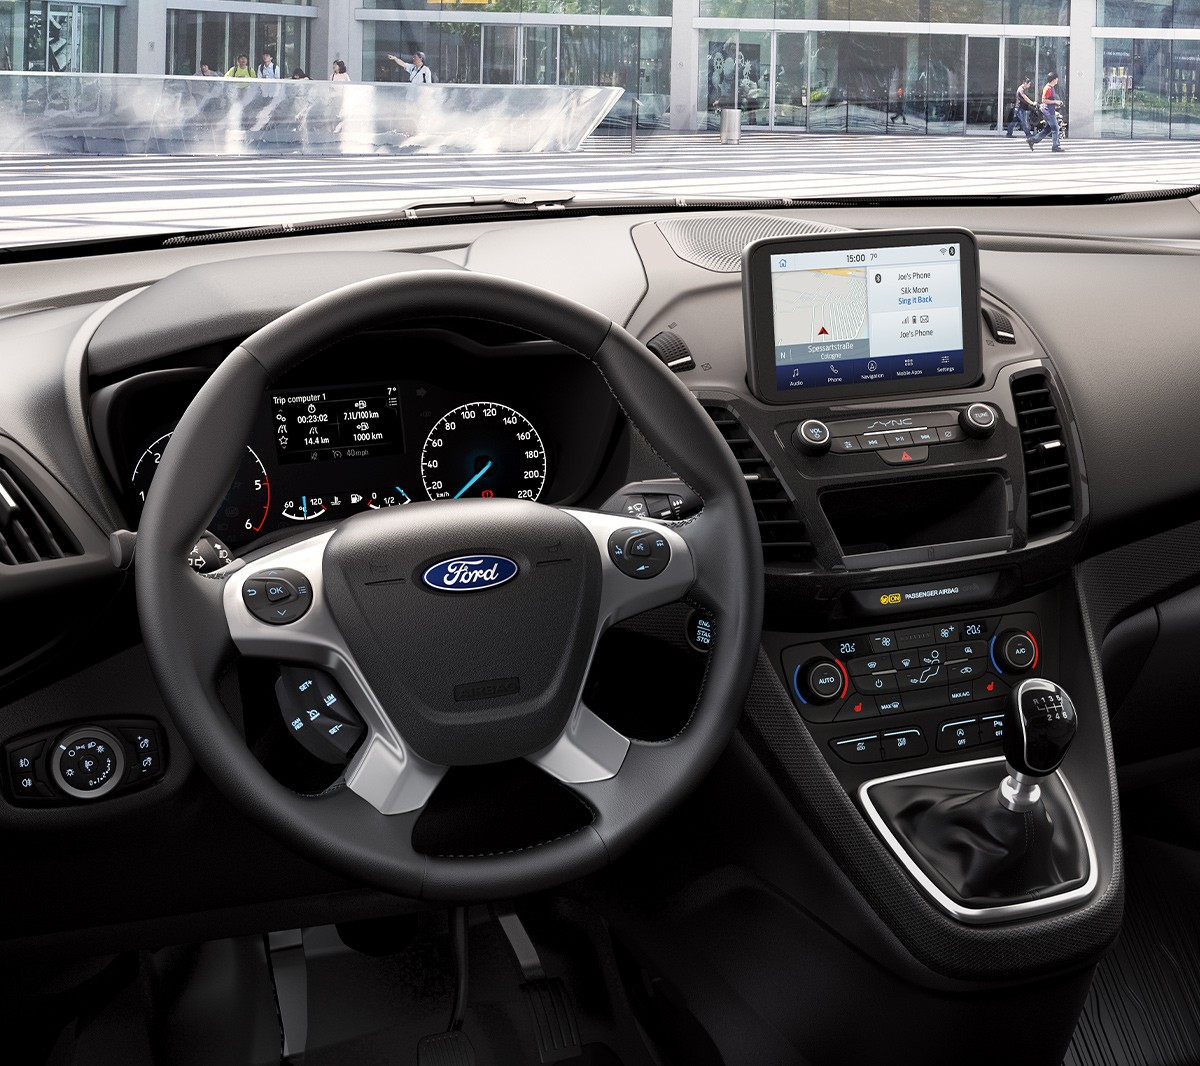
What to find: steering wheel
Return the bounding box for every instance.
[136,271,763,900]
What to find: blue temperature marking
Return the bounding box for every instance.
[302,496,307,518]
[396,486,409,501]
[453,460,493,500]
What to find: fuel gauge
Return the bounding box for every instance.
[368,487,411,509]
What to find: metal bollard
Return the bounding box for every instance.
[720,107,741,144]
[631,98,639,153]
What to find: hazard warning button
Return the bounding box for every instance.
[879,446,929,466]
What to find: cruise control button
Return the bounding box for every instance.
[882,728,928,760]
[835,695,879,722]
[880,446,929,466]
[937,718,980,751]
[830,733,882,763]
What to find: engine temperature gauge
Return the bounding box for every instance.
[280,496,328,522]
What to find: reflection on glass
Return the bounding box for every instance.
[483,23,518,84]
[1096,38,1132,137]
[522,26,556,85]
[1007,0,1069,25]
[965,36,999,132]
[807,31,845,131]
[1132,36,1171,138]
[926,33,963,131]
[1097,1,1172,28]
[774,32,808,127]
[1171,40,1200,138]
[932,0,1002,23]
[561,25,598,87]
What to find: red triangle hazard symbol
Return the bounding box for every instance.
[901,451,912,461]
[818,327,829,336]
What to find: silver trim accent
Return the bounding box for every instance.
[220,507,696,807]
[858,755,1099,925]
[222,530,446,815]
[998,770,1042,812]
[526,508,696,784]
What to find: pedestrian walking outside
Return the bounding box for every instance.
[1007,75,1037,142]
[331,60,350,82]
[198,63,220,77]
[1031,72,1065,152]
[387,51,433,84]
[257,50,279,79]
[226,54,254,78]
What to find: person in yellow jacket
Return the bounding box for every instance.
[225,55,255,78]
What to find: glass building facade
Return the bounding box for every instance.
[0,1,119,72]
[9,1,1200,138]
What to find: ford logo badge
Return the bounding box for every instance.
[422,555,519,593]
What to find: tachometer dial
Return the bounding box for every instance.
[131,433,271,543]
[421,403,547,502]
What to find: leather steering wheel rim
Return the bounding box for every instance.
[135,270,763,900]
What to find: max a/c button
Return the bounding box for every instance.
[880,446,929,466]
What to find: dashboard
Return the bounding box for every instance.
[89,333,620,557]
[3,195,1200,1064]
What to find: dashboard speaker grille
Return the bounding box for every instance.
[0,461,79,565]
[700,403,814,568]
[1011,373,1075,540]
[655,215,849,274]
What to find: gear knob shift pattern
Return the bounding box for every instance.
[999,679,1078,812]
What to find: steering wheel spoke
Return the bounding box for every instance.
[221,528,446,815]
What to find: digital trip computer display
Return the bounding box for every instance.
[743,228,982,404]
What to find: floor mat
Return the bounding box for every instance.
[1063,835,1200,1066]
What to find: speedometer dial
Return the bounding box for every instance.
[421,403,547,502]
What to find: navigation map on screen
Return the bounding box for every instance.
[770,242,965,393]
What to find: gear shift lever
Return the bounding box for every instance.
[999,679,1078,812]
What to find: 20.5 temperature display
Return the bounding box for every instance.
[421,402,547,502]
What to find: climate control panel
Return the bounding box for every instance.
[773,610,1044,776]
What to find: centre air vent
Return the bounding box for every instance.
[1011,373,1075,540]
[700,403,814,568]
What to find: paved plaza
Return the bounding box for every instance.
[2,131,1199,248]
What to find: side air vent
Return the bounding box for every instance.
[1011,374,1075,539]
[701,403,814,567]
[0,462,80,564]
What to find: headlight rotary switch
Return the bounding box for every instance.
[50,727,126,799]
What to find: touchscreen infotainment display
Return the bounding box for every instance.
[743,228,982,404]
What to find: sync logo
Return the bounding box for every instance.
[422,554,518,592]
